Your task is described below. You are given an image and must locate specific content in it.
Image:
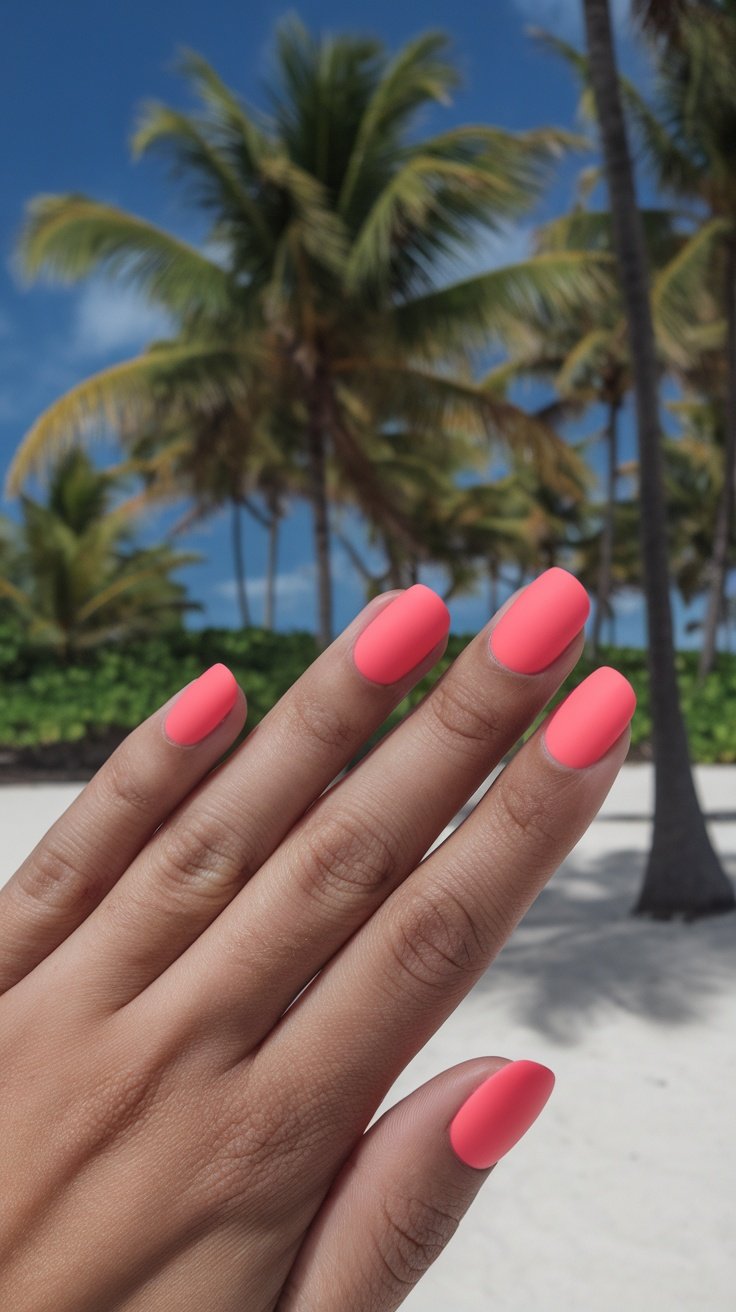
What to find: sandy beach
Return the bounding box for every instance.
[2,765,734,1311]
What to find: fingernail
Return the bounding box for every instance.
[353,585,450,685]
[450,1060,555,1169]
[544,666,636,768]
[164,664,239,746]
[490,568,590,674]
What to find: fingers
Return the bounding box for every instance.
[156,568,589,1047]
[272,667,634,1131]
[0,665,246,994]
[53,587,451,1006]
[277,1058,554,1312]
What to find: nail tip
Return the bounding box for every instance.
[489,567,589,675]
[353,586,450,684]
[449,1059,556,1170]
[543,665,636,768]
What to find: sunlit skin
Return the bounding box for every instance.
[0,581,632,1311]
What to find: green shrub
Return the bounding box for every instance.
[0,619,733,763]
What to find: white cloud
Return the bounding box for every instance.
[614,588,643,616]
[202,237,231,268]
[510,0,630,39]
[72,280,173,358]
[216,562,318,603]
[215,551,357,606]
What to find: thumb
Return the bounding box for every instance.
[277,1057,555,1312]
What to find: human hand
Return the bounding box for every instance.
[0,569,634,1310]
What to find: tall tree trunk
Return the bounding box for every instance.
[230,497,251,628]
[583,0,734,917]
[697,237,736,682]
[264,513,279,632]
[488,555,499,616]
[385,535,405,590]
[306,385,333,651]
[591,396,620,655]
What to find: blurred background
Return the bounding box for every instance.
[0,2,735,1308]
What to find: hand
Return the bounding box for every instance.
[0,570,634,1311]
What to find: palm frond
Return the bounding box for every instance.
[393,251,615,356]
[652,216,730,364]
[6,341,249,494]
[557,325,619,393]
[338,30,459,218]
[16,195,232,319]
[131,104,274,253]
[175,47,271,166]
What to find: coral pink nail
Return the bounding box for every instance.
[450,1060,555,1169]
[353,585,450,685]
[490,567,590,674]
[164,664,239,746]
[544,666,636,768]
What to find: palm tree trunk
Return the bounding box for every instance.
[583,0,734,917]
[488,555,499,616]
[264,513,279,632]
[591,397,620,655]
[230,497,251,628]
[697,236,736,682]
[307,384,333,651]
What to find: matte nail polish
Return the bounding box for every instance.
[353,585,450,685]
[450,1060,555,1169]
[164,664,239,746]
[544,666,636,768]
[490,567,590,674]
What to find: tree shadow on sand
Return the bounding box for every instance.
[472,846,736,1044]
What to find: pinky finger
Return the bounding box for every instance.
[0,664,246,993]
[277,1057,555,1312]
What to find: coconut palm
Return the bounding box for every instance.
[0,450,199,657]
[617,4,736,679]
[544,6,736,677]
[580,0,734,916]
[500,201,712,652]
[121,383,302,630]
[8,20,614,649]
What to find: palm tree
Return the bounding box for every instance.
[122,390,301,630]
[609,4,736,680]
[0,451,199,657]
[9,21,614,649]
[502,200,710,652]
[581,0,734,916]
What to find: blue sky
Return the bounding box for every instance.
[0,0,705,645]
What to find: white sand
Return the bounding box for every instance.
[1,766,735,1311]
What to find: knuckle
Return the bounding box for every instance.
[424,675,504,755]
[287,688,358,756]
[298,809,399,906]
[494,769,559,854]
[375,1191,462,1291]
[15,837,96,914]
[155,809,244,905]
[98,743,157,823]
[387,888,487,995]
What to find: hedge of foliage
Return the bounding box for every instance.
[0,617,734,762]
